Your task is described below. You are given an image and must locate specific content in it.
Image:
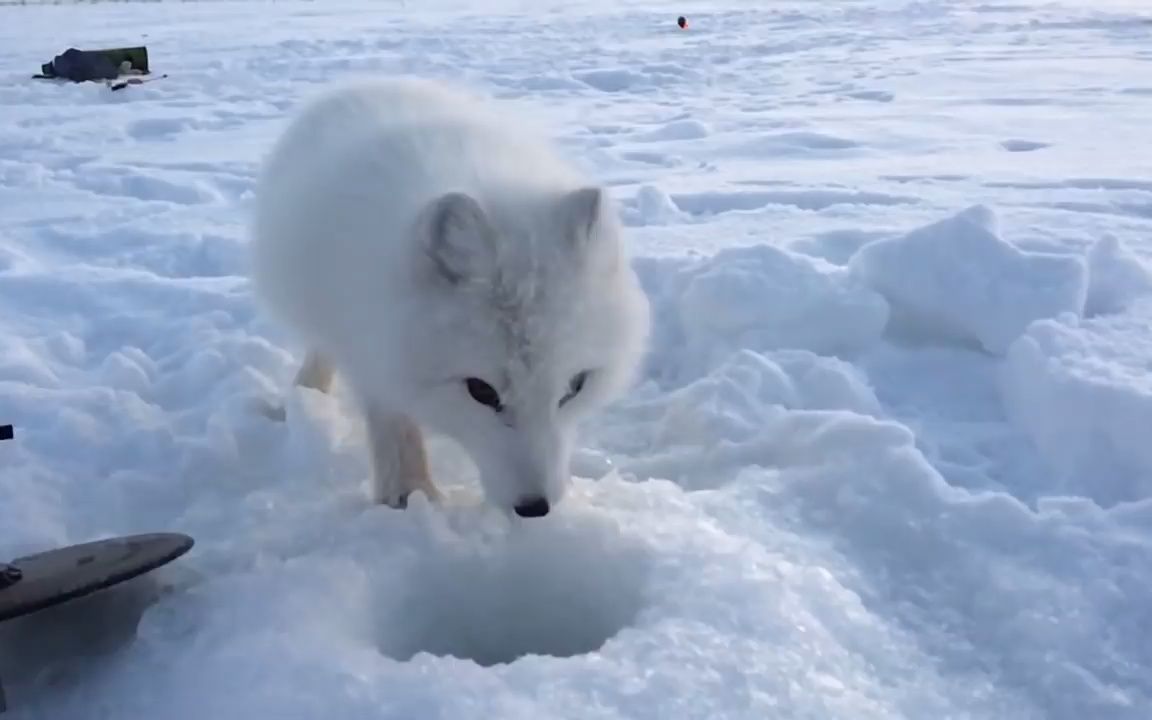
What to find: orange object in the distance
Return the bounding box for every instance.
[677,16,688,29]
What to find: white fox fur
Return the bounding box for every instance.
[250,76,650,516]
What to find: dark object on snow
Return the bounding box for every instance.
[34,46,149,83]
[0,565,19,591]
[0,533,194,712]
[677,15,687,29]
[0,533,192,622]
[0,425,10,441]
[109,73,167,92]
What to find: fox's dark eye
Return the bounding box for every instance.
[560,370,590,407]
[465,377,502,410]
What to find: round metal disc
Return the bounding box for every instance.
[0,533,194,622]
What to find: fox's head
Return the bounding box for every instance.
[379,184,650,517]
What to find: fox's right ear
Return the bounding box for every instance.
[417,192,497,286]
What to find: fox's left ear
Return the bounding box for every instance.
[562,186,608,247]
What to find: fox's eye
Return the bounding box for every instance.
[560,370,590,407]
[465,377,502,411]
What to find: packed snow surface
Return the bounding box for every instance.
[3,0,1152,718]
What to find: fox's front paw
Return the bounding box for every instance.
[374,486,442,509]
[379,492,409,510]
[373,475,443,509]
[372,474,407,508]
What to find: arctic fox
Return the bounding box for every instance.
[250,77,650,518]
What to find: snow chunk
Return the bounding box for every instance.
[655,349,883,448]
[660,245,889,378]
[574,68,649,92]
[849,205,1088,354]
[1085,234,1152,316]
[634,119,710,142]
[592,348,885,489]
[629,184,687,226]
[0,336,60,387]
[1001,301,1152,506]
[98,349,153,395]
[594,349,1152,718]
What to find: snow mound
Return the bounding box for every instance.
[1085,234,1152,316]
[735,407,1152,720]
[596,350,1152,720]
[849,205,1088,354]
[648,245,889,381]
[593,348,885,489]
[633,119,710,142]
[628,184,687,226]
[5,1,1152,717]
[1,469,1010,720]
[1001,300,1152,506]
[574,68,649,93]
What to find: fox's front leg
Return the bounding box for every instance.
[294,349,335,394]
[258,349,334,423]
[365,403,441,508]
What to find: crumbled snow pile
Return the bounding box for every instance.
[1085,235,1152,317]
[589,347,887,488]
[646,245,889,382]
[1002,300,1152,506]
[3,0,1152,719]
[849,205,1088,354]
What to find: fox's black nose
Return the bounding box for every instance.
[513,496,550,518]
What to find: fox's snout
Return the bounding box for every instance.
[512,496,550,518]
[471,424,570,519]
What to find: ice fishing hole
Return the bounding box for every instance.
[376,520,650,666]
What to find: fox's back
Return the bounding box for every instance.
[258,77,576,225]
[249,77,589,352]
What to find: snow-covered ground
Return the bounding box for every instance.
[3,0,1152,717]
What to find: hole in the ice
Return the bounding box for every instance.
[376,521,649,666]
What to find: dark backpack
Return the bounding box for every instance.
[41,48,121,82]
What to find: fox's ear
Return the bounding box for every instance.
[419,192,497,285]
[563,186,608,247]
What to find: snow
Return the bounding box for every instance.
[656,245,890,379]
[1001,302,1152,506]
[849,204,1088,355]
[3,0,1152,718]
[1086,234,1152,316]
